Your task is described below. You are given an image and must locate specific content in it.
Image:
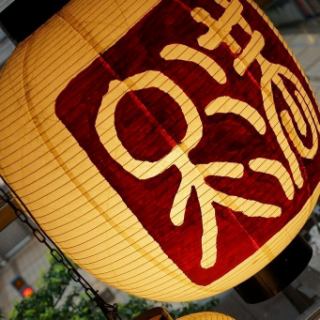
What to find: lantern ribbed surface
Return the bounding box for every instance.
[1,0,320,301]
[178,311,235,319]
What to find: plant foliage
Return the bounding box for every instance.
[10,257,218,320]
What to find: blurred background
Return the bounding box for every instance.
[1,0,320,319]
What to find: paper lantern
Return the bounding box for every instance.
[178,312,235,320]
[1,0,320,302]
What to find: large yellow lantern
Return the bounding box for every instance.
[1,0,320,302]
[178,312,235,320]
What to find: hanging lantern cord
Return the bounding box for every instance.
[0,177,121,320]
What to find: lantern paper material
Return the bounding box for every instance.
[178,312,235,320]
[1,0,320,302]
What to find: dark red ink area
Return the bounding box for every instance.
[55,0,320,285]
[115,88,187,161]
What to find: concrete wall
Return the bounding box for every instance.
[0,238,50,316]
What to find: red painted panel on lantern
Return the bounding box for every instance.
[55,0,320,285]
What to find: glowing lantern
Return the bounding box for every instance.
[178,312,235,320]
[0,0,320,302]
